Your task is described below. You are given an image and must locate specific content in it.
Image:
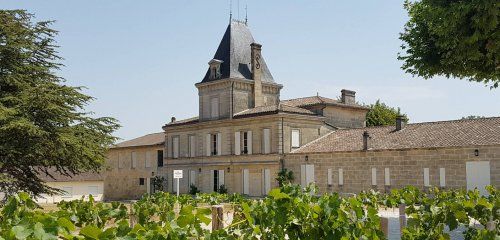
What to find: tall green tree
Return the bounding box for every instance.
[0,10,119,197]
[365,100,408,127]
[398,0,499,88]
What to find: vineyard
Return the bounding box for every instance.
[0,185,498,239]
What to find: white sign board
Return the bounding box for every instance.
[173,170,183,179]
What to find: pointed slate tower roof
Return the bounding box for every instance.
[201,21,274,83]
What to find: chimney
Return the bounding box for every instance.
[396,115,406,131]
[171,117,176,123]
[363,131,370,151]
[341,89,356,105]
[251,42,263,107]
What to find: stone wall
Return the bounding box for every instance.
[284,145,500,194]
[104,145,164,200]
[322,106,367,128]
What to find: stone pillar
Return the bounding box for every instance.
[251,43,263,108]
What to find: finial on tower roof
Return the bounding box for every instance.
[229,0,233,23]
[245,4,248,25]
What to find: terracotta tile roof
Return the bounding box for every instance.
[113,132,165,148]
[38,168,103,182]
[281,95,369,110]
[293,117,500,153]
[233,103,316,118]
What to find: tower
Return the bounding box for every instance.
[195,21,282,121]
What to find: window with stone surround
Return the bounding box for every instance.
[172,136,179,159]
[189,135,196,157]
[291,129,300,149]
[210,97,219,119]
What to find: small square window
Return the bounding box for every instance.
[139,178,145,186]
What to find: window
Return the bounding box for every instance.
[211,134,217,156]
[210,97,219,119]
[234,132,241,155]
[157,150,164,167]
[291,129,300,148]
[189,135,196,157]
[145,151,152,168]
[242,169,249,195]
[262,169,271,195]
[190,170,196,186]
[172,136,179,158]
[262,128,270,154]
[62,187,73,198]
[213,170,224,192]
[139,178,145,186]
[242,131,252,154]
[213,170,219,192]
[243,132,248,154]
[131,152,137,169]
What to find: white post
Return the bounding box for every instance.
[176,178,180,197]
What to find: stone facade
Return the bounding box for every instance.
[104,145,164,200]
[284,145,500,194]
[161,114,333,195]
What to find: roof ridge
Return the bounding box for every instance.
[406,116,500,126]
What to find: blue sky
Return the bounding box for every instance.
[2,1,499,141]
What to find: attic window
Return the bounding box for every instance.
[208,59,223,80]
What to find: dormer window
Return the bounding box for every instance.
[208,59,223,80]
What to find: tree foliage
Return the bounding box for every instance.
[0,10,119,197]
[366,100,408,127]
[398,0,500,88]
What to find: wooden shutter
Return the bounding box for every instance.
[423,168,430,187]
[247,131,252,154]
[327,168,333,186]
[234,132,241,155]
[263,128,270,154]
[300,165,306,187]
[338,168,344,186]
[206,134,211,156]
[216,133,222,156]
[384,168,390,186]
[218,170,225,186]
[189,135,196,157]
[305,165,314,185]
[439,168,446,187]
[291,130,300,148]
[173,137,179,158]
[371,168,377,186]
[190,170,196,186]
[262,169,271,195]
[242,169,249,195]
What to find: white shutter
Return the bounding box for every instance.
[247,131,252,154]
[146,178,151,194]
[173,137,179,159]
[190,170,196,186]
[263,129,270,154]
[189,135,196,157]
[423,168,430,187]
[131,152,137,169]
[291,130,300,148]
[371,168,377,186]
[217,133,222,156]
[218,170,225,186]
[439,168,446,187]
[327,168,333,186]
[262,169,271,195]
[234,132,241,155]
[145,152,152,168]
[384,168,390,186]
[300,165,306,187]
[206,134,211,156]
[242,169,249,194]
[306,165,314,185]
[338,168,344,186]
